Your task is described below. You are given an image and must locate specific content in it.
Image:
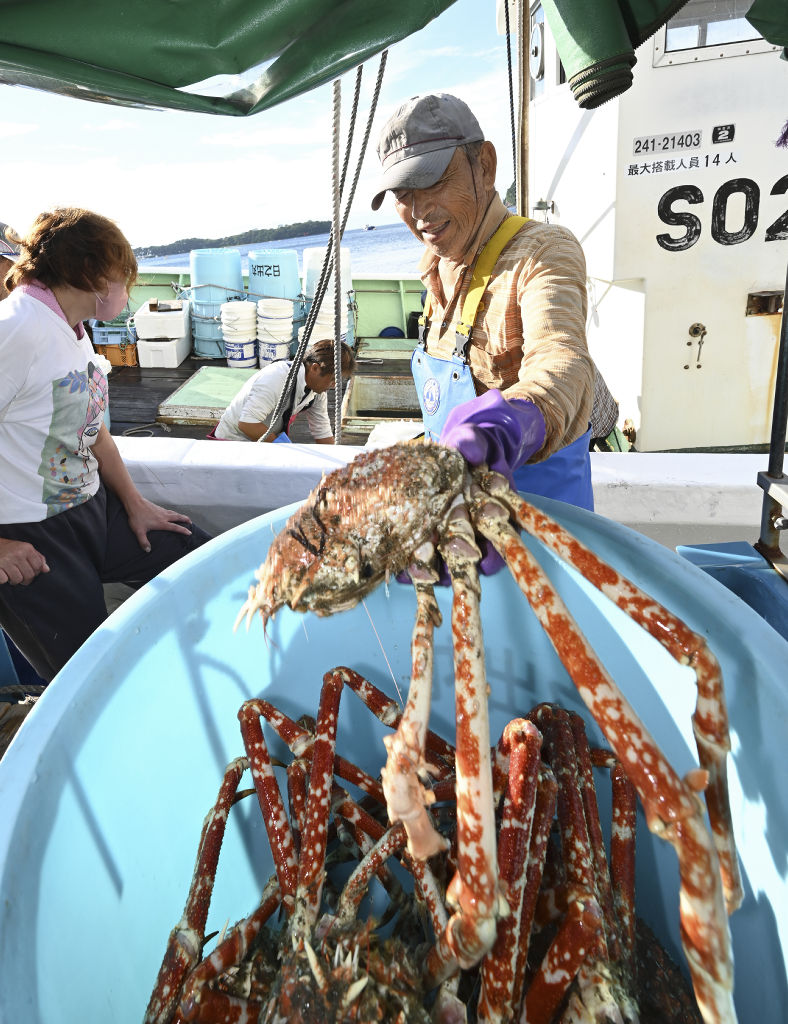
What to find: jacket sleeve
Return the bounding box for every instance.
[502,226,593,461]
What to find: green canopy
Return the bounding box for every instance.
[0,0,458,116]
[542,0,787,108]
[0,1,784,115]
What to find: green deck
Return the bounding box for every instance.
[157,366,257,424]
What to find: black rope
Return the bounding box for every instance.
[504,0,517,201]
[262,51,388,442]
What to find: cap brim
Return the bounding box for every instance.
[370,146,457,210]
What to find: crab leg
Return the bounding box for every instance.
[484,470,741,916]
[287,758,309,858]
[238,693,386,804]
[335,822,408,921]
[424,495,505,987]
[144,756,249,1024]
[179,877,281,1023]
[477,719,543,1024]
[238,701,299,908]
[382,583,450,860]
[593,747,638,963]
[331,782,451,941]
[512,763,558,1016]
[474,496,736,1024]
[529,704,629,1022]
[291,668,343,944]
[335,663,457,770]
[520,897,606,1024]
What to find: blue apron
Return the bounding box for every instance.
[412,216,594,512]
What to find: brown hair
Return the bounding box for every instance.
[305,338,356,376]
[4,207,137,295]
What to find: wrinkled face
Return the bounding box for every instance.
[392,147,492,263]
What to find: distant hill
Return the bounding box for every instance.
[134,220,332,258]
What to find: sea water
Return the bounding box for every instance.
[139,223,425,278]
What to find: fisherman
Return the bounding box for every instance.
[372,92,596,509]
[212,337,356,442]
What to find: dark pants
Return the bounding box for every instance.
[0,484,212,682]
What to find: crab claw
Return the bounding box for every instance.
[234,582,274,634]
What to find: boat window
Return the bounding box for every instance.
[664,0,760,52]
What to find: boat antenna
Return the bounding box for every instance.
[261,50,388,442]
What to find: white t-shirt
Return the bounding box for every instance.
[215,360,332,441]
[0,289,107,524]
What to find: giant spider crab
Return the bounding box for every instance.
[232,440,741,1023]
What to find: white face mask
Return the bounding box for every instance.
[94,279,128,321]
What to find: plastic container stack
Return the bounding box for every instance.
[221,300,258,368]
[190,248,244,358]
[257,298,293,367]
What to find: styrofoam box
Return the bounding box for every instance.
[133,298,191,340]
[137,333,191,368]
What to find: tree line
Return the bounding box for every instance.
[134,220,332,258]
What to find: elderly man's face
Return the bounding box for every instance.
[392,144,495,263]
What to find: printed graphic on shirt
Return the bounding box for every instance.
[38,362,107,515]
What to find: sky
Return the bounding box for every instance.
[0,0,519,248]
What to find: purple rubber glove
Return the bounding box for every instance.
[442,390,545,576]
[396,392,546,585]
[440,390,546,483]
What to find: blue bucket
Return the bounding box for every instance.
[189,249,244,358]
[1,496,786,1022]
[189,248,244,306]
[247,249,301,302]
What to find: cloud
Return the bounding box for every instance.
[0,121,37,138]
[88,119,131,132]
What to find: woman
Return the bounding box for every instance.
[0,208,211,682]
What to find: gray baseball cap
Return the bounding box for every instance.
[371,93,484,210]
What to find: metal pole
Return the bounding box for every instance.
[756,259,788,564]
[767,260,788,478]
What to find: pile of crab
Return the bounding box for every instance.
[144,441,741,1024]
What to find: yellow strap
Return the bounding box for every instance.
[419,214,529,339]
[456,214,529,337]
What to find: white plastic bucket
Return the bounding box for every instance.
[224,338,257,368]
[247,249,301,301]
[302,245,351,301]
[258,298,294,318]
[220,299,257,325]
[258,340,291,366]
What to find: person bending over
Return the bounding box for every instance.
[214,337,356,443]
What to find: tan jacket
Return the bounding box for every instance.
[419,194,593,460]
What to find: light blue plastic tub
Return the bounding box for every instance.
[0,496,786,1023]
[247,248,301,302]
[189,247,244,305]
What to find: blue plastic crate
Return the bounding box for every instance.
[91,322,137,347]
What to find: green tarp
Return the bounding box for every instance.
[0,1,784,114]
[0,0,458,115]
[543,0,787,108]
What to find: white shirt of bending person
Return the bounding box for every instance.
[214,360,333,442]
